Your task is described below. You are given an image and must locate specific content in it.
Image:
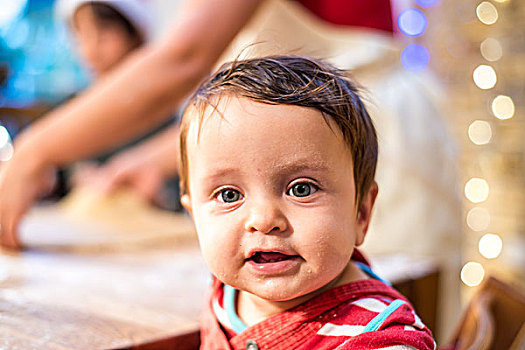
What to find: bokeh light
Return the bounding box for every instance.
[465,178,489,203]
[480,38,503,62]
[468,120,492,145]
[0,126,13,162]
[0,126,10,148]
[0,143,14,162]
[467,207,491,231]
[479,233,503,259]
[473,65,497,89]
[401,44,430,72]
[491,95,515,120]
[398,8,427,37]
[461,262,485,287]
[0,0,28,28]
[476,2,499,25]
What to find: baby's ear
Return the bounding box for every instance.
[355,181,379,246]
[180,194,193,217]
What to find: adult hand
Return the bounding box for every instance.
[78,148,166,203]
[83,125,181,202]
[0,148,56,249]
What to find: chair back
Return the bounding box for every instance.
[449,277,525,350]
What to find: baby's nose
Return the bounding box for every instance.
[243,199,288,235]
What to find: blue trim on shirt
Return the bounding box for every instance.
[354,261,392,286]
[224,284,248,333]
[363,299,407,332]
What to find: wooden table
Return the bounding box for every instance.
[1,197,440,349]
[0,243,209,350]
[0,247,440,349]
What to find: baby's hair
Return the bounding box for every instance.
[180,55,378,207]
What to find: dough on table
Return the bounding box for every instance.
[19,187,196,251]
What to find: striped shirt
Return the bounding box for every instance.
[200,252,436,350]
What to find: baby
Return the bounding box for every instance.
[179,56,435,349]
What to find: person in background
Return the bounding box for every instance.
[62,0,148,78]
[50,0,179,207]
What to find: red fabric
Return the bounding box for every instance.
[295,0,394,33]
[200,252,435,350]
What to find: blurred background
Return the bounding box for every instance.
[0,0,523,345]
[419,0,524,296]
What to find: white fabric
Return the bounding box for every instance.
[351,298,388,313]
[211,295,233,330]
[317,323,365,337]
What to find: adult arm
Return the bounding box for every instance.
[0,0,263,248]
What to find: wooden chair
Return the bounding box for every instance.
[448,276,525,350]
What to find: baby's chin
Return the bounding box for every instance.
[239,278,330,304]
[236,264,354,306]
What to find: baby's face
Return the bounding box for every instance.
[182,96,369,303]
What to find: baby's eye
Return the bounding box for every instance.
[287,182,317,197]
[217,189,242,203]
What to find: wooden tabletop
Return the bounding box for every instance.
[0,194,440,349]
[0,246,439,349]
[0,243,209,350]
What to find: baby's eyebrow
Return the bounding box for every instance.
[270,160,330,176]
[201,167,240,180]
[200,157,331,183]
[201,162,329,181]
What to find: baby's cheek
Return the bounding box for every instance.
[307,218,354,267]
[194,224,219,267]
[200,243,228,280]
[197,230,236,283]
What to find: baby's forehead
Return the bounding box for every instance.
[185,94,341,140]
[182,98,353,178]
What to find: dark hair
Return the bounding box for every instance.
[80,2,144,47]
[180,55,378,207]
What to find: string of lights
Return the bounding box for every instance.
[398,0,522,292]
[461,0,519,289]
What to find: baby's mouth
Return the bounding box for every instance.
[247,252,297,264]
